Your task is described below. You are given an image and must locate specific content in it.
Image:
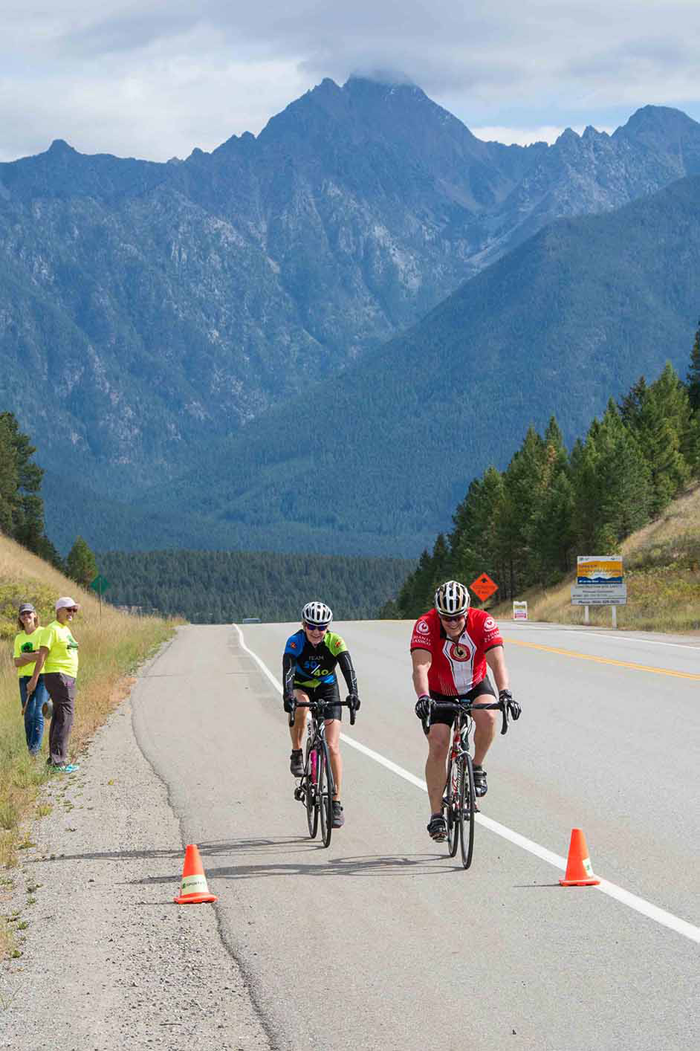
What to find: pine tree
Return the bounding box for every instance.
[66,536,98,587]
[687,322,700,412]
[630,365,691,514]
[450,468,506,597]
[0,412,45,550]
[572,401,652,550]
[0,416,18,535]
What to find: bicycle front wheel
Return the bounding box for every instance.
[318,739,333,848]
[305,740,319,839]
[459,754,476,870]
[445,757,460,858]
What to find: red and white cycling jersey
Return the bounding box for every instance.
[410,607,503,695]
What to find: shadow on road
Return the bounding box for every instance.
[127,837,463,883]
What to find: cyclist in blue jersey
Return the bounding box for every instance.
[282,601,360,829]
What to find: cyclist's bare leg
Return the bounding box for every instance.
[425,724,451,814]
[325,717,342,800]
[472,709,498,767]
[290,689,310,750]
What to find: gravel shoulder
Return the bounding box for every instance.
[0,650,272,1051]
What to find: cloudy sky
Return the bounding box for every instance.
[3,0,700,163]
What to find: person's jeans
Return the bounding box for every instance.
[19,675,48,755]
[43,673,76,766]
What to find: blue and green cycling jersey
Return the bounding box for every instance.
[283,630,348,689]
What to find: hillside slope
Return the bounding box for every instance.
[44,174,700,556]
[495,483,700,633]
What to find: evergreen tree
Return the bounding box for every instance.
[497,428,547,597]
[527,417,573,582]
[572,401,652,549]
[0,415,18,535]
[450,468,506,598]
[0,412,45,550]
[630,364,691,513]
[618,376,648,428]
[66,535,98,587]
[687,322,700,412]
[36,535,66,571]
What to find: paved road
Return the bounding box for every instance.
[131,620,699,1051]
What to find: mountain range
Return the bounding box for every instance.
[2,76,700,554]
[43,172,700,557]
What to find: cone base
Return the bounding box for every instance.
[559,877,600,886]
[174,892,218,904]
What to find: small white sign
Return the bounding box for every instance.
[512,601,528,620]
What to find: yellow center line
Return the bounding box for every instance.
[507,638,700,680]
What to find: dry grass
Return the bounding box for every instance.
[490,482,700,633]
[1,533,177,958]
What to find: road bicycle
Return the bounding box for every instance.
[290,697,357,848]
[424,695,515,869]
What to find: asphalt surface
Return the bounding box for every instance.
[2,620,699,1050]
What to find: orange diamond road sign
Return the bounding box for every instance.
[469,573,498,602]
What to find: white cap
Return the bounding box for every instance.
[55,596,79,611]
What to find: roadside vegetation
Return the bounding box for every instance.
[385,333,700,626]
[0,533,176,958]
[490,482,700,633]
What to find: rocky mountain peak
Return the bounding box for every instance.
[48,138,77,154]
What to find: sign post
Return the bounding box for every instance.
[89,574,111,618]
[571,556,625,627]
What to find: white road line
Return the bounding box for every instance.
[233,625,700,946]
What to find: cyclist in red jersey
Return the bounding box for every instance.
[411,580,519,842]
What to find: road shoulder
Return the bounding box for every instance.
[0,685,271,1050]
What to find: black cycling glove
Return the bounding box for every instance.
[346,693,361,711]
[282,694,295,714]
[499,688,521,720]
[414,695,431,722]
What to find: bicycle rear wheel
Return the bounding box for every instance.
[459,754,476,870]
[305,740,319,839]
[318,739,333,848]
[445,757,460,858]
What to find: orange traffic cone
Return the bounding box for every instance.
[559,828,601,887]
[173,844,218,904]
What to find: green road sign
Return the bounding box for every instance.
[89,574,111,593]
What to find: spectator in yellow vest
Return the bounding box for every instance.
[26,597,81,773]
[13,603,49,756]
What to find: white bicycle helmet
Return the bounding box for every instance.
[301,600,333,627]
[434,580,470,616]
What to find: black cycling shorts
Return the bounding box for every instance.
[293,678,342,721]
[424,677,496,734]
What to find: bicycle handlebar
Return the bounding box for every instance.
[288,697,358,727]
[424,698,511,736]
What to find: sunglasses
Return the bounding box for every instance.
[440,613,466,622]
[304,623,328,632]
[62,607,79,613]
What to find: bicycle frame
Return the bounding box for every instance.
[305,711,335,799]
[290,697,356,847]
[449,709,474,765]
[426,696,506,869]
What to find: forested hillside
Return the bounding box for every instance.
[45,174,700,557]
[385,343,700,617]
[98,550,413,623]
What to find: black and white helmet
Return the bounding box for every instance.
[434,580,470,617]
[301,600,333,628]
